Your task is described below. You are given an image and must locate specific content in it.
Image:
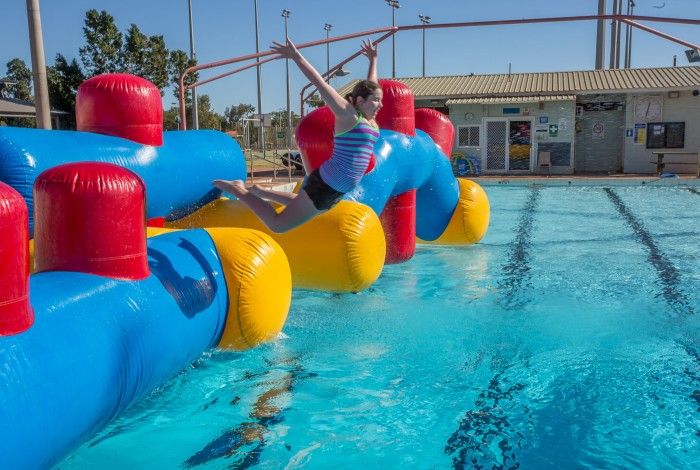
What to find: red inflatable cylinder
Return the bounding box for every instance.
[0,182,34,335]
[296,106,335,172]
[380,190,416,264]
[296,105,377,175]
[33,162,149,280]
[415,108,455,157]
[76,73,163,146]
[376,79,415,136]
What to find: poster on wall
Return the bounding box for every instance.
[634,123,647,145]
[592,121,605,139]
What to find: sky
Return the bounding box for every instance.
[2,0,699,116]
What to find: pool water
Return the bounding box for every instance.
[61,182,700,469]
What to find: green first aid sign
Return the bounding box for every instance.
[548,124,558,137]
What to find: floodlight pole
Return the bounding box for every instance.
[282,9,292,145]
[419,14,431,77]
[385,0,400,77]
[187,0,199,129]
[324,23,332,83]
[25,0,51,129]
[254,0,265,158]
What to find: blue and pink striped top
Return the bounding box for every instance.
[319,114,379,193]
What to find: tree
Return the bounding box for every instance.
[144,35,169,92]
[223,103,255,130]
[79,9,123,75]
[168,49,198,104]
[121,24,148,77]
[5,58,32,100]
[305,92,324,110]
[2,59,34,127]
[46,53,86,128]
[195,94,224,130]
[270,108,300,128]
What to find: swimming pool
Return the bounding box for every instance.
[61,181,700,469]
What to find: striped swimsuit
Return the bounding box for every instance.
[319,114,379,193]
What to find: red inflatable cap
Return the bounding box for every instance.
[415,108,455,157]
[0,182,34,335]
[376,79,415,136]
[76,73,163,146]
[33,162,150,280]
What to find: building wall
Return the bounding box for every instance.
[445,101,576,174]
[623,90,700,174]
[574,94,626,173]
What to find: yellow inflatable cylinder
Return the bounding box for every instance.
[419,178,490,245]
[203,227,291,350]
[169,200,386,293]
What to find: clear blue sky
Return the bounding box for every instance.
[2,0,698,115]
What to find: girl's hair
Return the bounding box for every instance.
[345,80,380,104]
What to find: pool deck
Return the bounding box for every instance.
[247,170,699,191]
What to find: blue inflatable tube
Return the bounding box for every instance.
[0,229,228,469]
[347,129,460,241]
[0,128,246,232]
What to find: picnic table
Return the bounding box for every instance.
[651,150,700,177]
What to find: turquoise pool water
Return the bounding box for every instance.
[62,182,700,469]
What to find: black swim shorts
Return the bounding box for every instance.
[302,169,344,210]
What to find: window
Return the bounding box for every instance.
[458,125,480,147]
[646,122,685,149]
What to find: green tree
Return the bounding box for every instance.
[5,58,32,100]
[223,103,255,130]
[46,53,86,128]
[305,92,324,110]
[2,59,34,127]
[168,49,198,104]
[144,35,169,92]
[121,24,148,76]
[195,94,224,130]
[270,108,300,128]
[79,9,123,75]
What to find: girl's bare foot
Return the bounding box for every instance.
[213,179,248,198]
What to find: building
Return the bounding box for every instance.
[339,65,700,175]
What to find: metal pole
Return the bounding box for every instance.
[385,0,400,78]
[254,0,265,160]
[419,14,430,77]
[282,10,292,147]
[324,24,332,83]
[595,0,607,69]
[609,0,620,69]
[187,0,199,129]
[25,0,51,129]
[624,0,635,68]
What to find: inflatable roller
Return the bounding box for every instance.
[418,178,490,245]
[168,199,386,293]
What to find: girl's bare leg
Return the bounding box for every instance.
[250,184,298,205]
[213,179,322,233]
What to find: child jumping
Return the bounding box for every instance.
[213,37,382,233]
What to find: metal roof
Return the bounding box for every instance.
[446,95,576,104]
[0,97,68,118]
[337,66,700,99]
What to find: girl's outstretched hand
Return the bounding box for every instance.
[360,40,378,60]
[271,38,301,59]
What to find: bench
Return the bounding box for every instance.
[650,151,700,177]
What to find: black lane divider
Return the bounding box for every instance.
[687,187,700,196]
[604,188,695,316]
[444,369,529,469]
[498,186,541,310]
[184,356,316,468]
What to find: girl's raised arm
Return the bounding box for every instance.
[271,38,352,117]
[361,40,378,85]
